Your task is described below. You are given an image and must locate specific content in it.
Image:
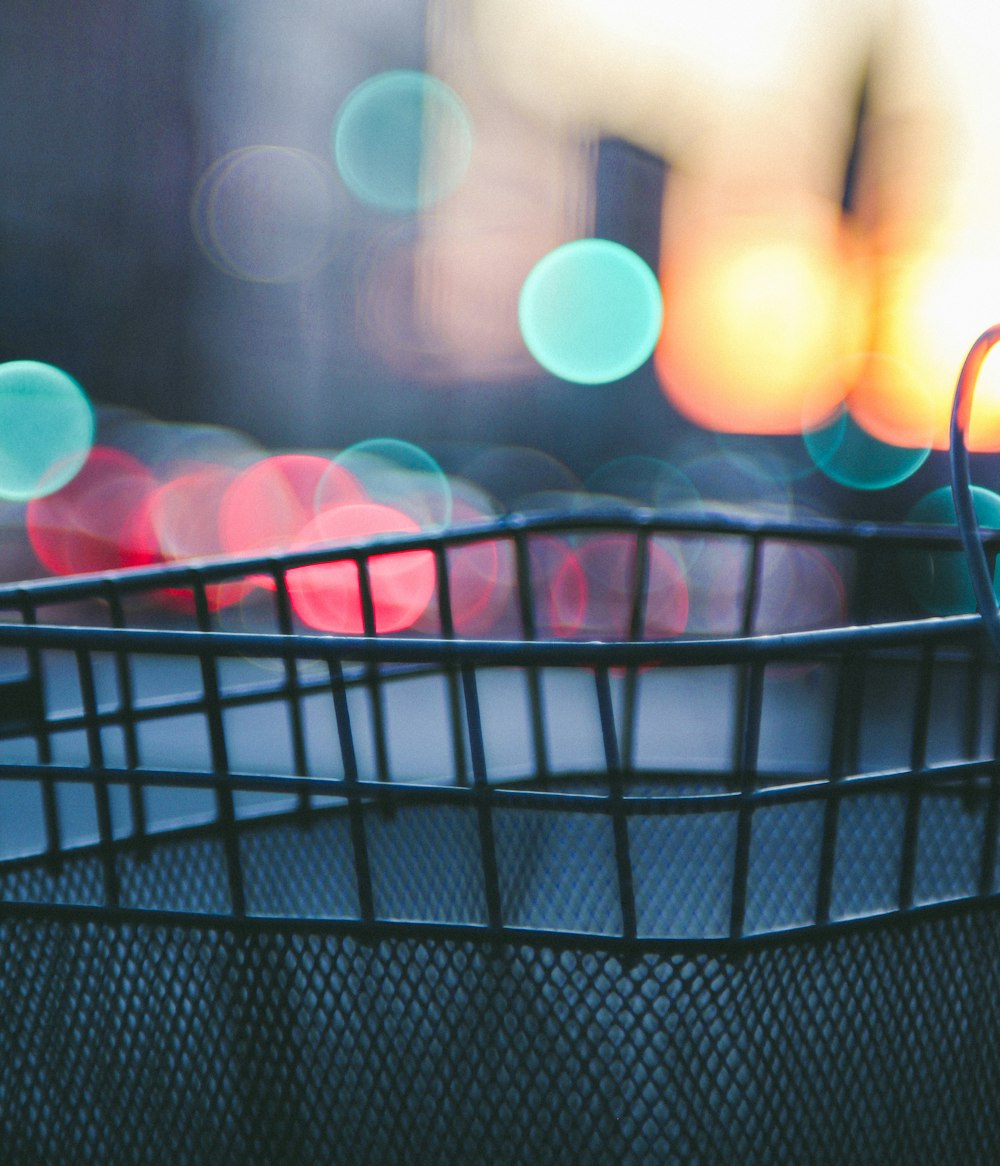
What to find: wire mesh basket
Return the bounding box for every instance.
[2,487,1000,1165]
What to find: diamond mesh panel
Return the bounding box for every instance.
[366,804,487,924]
[0,853,104,906]
[117,833,232,914]
[1,902,998,1165]
[745,801,824,934]
[830,793,907,921]
[913,792,986,906]
[240,815,359,919]
[494,809,622,935]
[628,811,735,938]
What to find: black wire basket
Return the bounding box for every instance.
[8,322,1000,1166]
[2,482,1000,1165]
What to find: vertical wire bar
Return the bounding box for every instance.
[620,528,650,775]
[824,537,871,781]
[434,542,469,787]
[814,647,860,925]
[329,657,374,923]
[462,665,502,932]
[595,666,637,944]
[513,529,550,785]
[730,537,764,790]
[815,539,873,921]
[740,536,764,636]
[192,576,245,917]
[977,660,1000,896]
[16,591,60,868]
[728,537,765,935]
[850,538,878,627]
[104,583,147,854]
[898,643,934,911]
[76,647,119,908]
[729,659,764,940]
[356,554,392,787]
[271,563,312,815]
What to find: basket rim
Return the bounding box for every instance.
[0,610,984,665]
[1,503,994,601]
[2,504,994,660]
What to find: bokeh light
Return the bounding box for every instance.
[191,146,344,283]
[287,502,436,634]
[803,404,930,490]
[459,446,581,514]
[142,464,253,611]
[583,456,701,512]
[102,415,265,482]
[355,218,557,384]
[685,536,846,639]
[518,239,663,384]
[323,438,452,530]
[674,445,797,519]
[821,352,936,452]
[708,432,817,485]
[757,542,848,677]
[145,464,240,563]
[376,40,596,385]
[26,446,158,576]
[442,533,511,636]
[571,534,688,639]
[530,535,587,638]
[219,454,365,559]
[414,483,515,638]
[0,361,94,502]
[655,209,864,433]
[904,485,1000,615]
[332,70,473,213]
[753,543,847,634]
[859,242,1000,450]
[683,537,749,635]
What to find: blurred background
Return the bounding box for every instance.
[3,0,1000,589]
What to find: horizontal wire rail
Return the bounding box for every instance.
[0,507,997,952]
[0,505,996,612]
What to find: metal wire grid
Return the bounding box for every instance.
[0,510,997,943]
[1,509,1000,1164]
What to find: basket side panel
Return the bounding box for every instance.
[1,904,998,1166]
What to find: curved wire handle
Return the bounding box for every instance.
[949,322,1000,656]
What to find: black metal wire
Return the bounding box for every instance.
[1,499,999,1165]
[950,321,1000,655]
